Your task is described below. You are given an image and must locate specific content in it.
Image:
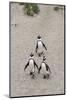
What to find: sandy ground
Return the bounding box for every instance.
[10,3,64,97]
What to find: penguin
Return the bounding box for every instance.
[35,35,47,57]
[24,53,38,79]
[38,56,51,79]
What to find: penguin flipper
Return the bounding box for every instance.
[36,42,38,53]
[38,65,41,74]
[45,63,51,73]
[34,61,38,70]
[42,42,47,50]
[24,61,29,71]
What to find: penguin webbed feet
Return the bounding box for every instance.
[30,72,35,79]
[43,74,50,79]
[46,73,50,79]
[43,75,46,79]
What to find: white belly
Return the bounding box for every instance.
[40,63,49,74]
[41,63,46,72]
[29,59,34,72]
[38,41,43,53]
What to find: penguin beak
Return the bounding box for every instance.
[43,58,46,61]
[37,35,41,39]
[30,53,34,57]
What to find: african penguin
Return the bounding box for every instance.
[24,53,38,79]
[38,56,51,79]
[35,35,47,57]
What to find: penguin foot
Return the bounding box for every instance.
[30,72,33,75]
[30,72,35,79]
[43,75,46,79]
[46,74,50,79]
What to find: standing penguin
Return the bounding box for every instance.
[38,56,51,79]
[24,53,38,79]
[35,35,47,57]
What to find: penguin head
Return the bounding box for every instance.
[30,53,34,57]
[43,56,46,61]
[37,35,41,39]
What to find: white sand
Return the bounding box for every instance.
[10,3,64,97]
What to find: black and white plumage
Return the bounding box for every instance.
[38,56,51,79]
[24,53,38,78]
[35,35,47,57]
